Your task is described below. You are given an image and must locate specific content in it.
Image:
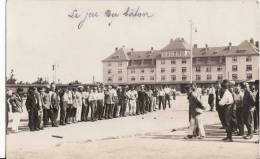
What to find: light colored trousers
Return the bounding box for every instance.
[129,100,136,115]
[11,112,21,132]
[76,104,82,121]
[152,97,157,110]
[188,114,205,137]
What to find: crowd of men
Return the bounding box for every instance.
[6,80,259,143]
[6,84,176,133]
[185,79,259,142]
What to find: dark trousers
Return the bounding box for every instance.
[224,105,233,139]
[113,103,118,117]
[139,100,145,114]
[105,104,113,118]
[158,96,165,110]
[90,101,97,121]
[6,110,9,132]
[120,100,127,116]
[165,94,171,109]
[51,108,59,126]
[81,104,89,121]
[243,108,254,136]
[253,109,259,131]
[60,102,67,125]
[236,107,244,135]
[217,105,226,128]
[97,100,103,119]
[208,94,214,111]
[43,108,52,126]
[65,104,73,123]
[28,109,39,131]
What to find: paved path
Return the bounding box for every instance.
[6,96,259,159]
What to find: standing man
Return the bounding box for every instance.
[42,86,51,127]
[208,84,216,111]
[219,80,234,142]
[215,81,226,129]
[138,85,146,115]
[60,87,69,125]
[9,88,24,133]
[96,87,104,120]
[81,86,90,121]
[25,87,41,131]
[185,83,206,139]
[119,86,128,117]
[146,86,153,112]
[128,86,138,116]
[164,85,171,109]
[158,87,165,110]
[76,86,83,122]
[255,80,259,133]
[242,82,255,139]
[50,84,59,127]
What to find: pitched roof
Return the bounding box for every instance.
[102,47,129,62]
[127,50,161,60]
[192,40,259,57]
[161,38,191,51]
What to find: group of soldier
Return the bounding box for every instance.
[186,79,259,142]
[6,83,176,133]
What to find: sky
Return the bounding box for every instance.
[6,0,259,84]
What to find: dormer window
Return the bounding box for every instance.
[112,55,119,59]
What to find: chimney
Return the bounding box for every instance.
[205,44,208,49]
[193,44,197,48]
[170,38,174,43]
[131,48,134,52]
[115,47,118,51]
[250,38,254,44]
[255,41,259,49]
[228,42,232,50]
[151,47,154,51]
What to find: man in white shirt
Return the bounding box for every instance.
[81,86,89,121]
[164,85,171,109]
[127,86,138,115]
[208,85,216,111]
[219,79,234,142]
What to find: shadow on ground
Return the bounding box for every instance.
[139,124,258,144]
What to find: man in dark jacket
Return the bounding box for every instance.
[26,87,41,131]
[215,81,226,129]
[138,85,147,115]
[242,82,255,139]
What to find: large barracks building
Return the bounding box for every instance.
[102,37,259,91]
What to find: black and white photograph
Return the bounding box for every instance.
[2,0,260,158]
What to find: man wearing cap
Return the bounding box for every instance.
[242,82,256,139]
[219,80,234,142]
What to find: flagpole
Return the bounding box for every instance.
[189,20,193,84]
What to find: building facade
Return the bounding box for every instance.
[102,38,259,89]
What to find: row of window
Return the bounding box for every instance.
[195,66,223,72]
[107,56,253,67]
[232,56,252,62]
[232,65,252,72]
[195,74,223,81]
[107,73,253,82]
[160,59,186,65]
[231,73,253,80]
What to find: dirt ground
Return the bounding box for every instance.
[6,96,259,159]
